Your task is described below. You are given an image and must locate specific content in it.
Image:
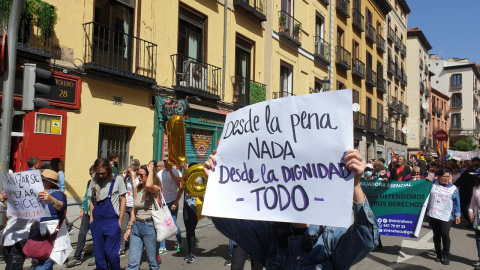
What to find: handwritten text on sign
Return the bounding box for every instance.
[3,170,51,219]
[202,90,354,227]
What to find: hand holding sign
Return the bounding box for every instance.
[202,90,366,227]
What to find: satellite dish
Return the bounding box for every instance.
[421,103,429,109]
[352,103,360,112]
[402,126,410,134]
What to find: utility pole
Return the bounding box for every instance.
[0,0,25,229]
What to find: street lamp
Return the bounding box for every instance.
[322,77,330,91]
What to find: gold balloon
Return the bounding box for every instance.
[166,115,187,166]
[182,164,208,197]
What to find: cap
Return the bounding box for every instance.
[366,163,374,170]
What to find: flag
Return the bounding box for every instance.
[417,149,421,161]
[391,147,398,160]
[443,141,448,161]
[437,143,442,161]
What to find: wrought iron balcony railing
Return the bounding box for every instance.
[17,16,53,58]
[395,129,402,142]
[352,8,364,32]
[420,58,424,70]
[388,98,399,113]
[336,0,350,18]
[231,76,250,106]
[395,36,401,50]
[377,76,386,94]
[387,127,395,140]
[387,60,395,76]
[420,82,425,94]
[366,68,377,86]
[425,64,429,75]
[233,0,267,21]
[366,23,376,43]
[352,58,365,79]
[401,103,409,117]
[353,112,368,130]
[425,88,430,98]
[314,36,331,64]
[335,46,351,70]
[83,22,157,84]
[401,71,407,86]
[387,27,395,43]
[400,43,406,57]
[451,100,463,108]
[278,10,302,45]
[395,64,402,80]
[376,33,385,53]
[171,54,221,100]
[272,91,295,99]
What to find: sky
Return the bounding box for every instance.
[406,0,480,64]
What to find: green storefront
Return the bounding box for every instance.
[153,97,227,165]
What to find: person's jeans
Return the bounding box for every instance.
[160,200,182,249]
[73,213,91,260]
[232,244,263,270]
[35,258,53,270]
[120,207,132,251]
[3,239,27,270]
[126,221,159,270]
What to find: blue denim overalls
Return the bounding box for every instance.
[91,179,121,270]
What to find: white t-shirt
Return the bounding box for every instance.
[125,177,139,208]
[158,169,182,203]
[2,216,33,246]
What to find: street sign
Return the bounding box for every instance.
[434,130,448,141]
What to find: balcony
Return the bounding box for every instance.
[233,0,267,22]
[368,117,381,134]
[395,64,402,80]
[377,76,386,94]
[401,71,407,86]
[388,98,399,113]
[387,60,395,76]
[400,43,406,57]
[426,113,431,122]
[451,100,463,108]
[272,91,295,99]
[231,76,250,107]
[419,82,425,94]
[395,129,402,142]
[366,23,376,43]
[420,107,427,119]
[171,54,221,100]
[451,122,462,129]
[353,112,368,130]
[376,33,385,53]
[394,36,401,50]
[278,11,302,47]
[335,46,351,70]
[313,36,331,65]
[352,58,365,79]
[425,88,430,98]
[396,101,404,115]
[17,15,53,59]
[336,0,350,18]
[425,64,429,75]
[352,8,364,32]
[401,103,409,117]
[366,68,377,87]
[83,22,157,85]
[420,59,424,70]
[387,27,395,43]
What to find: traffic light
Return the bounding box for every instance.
[22,63,51,111]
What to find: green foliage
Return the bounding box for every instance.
[278,15,286,26]
[452,137,478,151]
[1,0,57,41]
[249,81,266,105]
[293,23,302,34]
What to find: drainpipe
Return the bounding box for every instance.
[222,0,228,100]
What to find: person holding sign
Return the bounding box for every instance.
[34,169,68,270]
[427,169,461,265]
[88,158,127,270]
[203,149,378,269]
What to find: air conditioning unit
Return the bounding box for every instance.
[185,61,208,91]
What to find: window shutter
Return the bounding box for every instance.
[117,0,135,8]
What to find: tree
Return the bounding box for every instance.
[452,137,478,151]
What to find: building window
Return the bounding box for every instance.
[337,80,346,90]
[451,93,462,108]
[98,124,130,172]
[352,89,360,104]
[451,113,461,129]
[314,77,322,93]
[178,7,206,61]
[316,13,325,39]
[280,61,293,97]
[337,27,344,47]
[234,37,252,103]
[451,74,462,88]
[352,39,359,59]
[377,103,383,121]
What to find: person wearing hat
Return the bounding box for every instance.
[35,169,68,270]
[364,163,374,180]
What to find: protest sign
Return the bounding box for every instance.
[202,90,354,227]
[3,170,51,219]
[360,179,432,237]
[447,149,480,161]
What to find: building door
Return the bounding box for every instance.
[19,108,67,171]
[98,124,130,172]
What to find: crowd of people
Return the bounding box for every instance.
[4,151,480,269]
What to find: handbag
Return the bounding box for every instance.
[23,218,64,260]
[152,194,178,242]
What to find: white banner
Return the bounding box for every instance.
[447,149,480,161]
[3,170,51,219]
[203,90,354,227]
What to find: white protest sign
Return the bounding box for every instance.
[3,170,51,219]
[203,90,354,227]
